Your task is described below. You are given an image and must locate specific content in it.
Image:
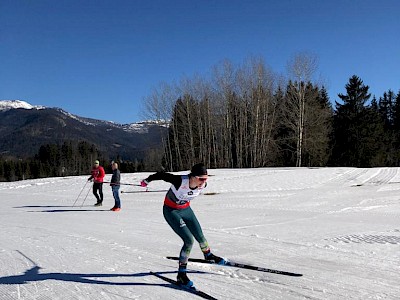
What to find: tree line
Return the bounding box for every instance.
[0,141,146,182]
[144,55,400,171]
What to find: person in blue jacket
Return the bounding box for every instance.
[110,162,121,211]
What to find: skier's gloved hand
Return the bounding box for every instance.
[87,177,93,182]
[204,251,226,265]
[140,179,149,187]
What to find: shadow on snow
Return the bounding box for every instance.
[0,265,211,297]
[0,251,211,293]
[14,205,112,212]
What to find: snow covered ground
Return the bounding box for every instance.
[0,167,399,300]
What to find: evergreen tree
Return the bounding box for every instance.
[393,91,400,132]
[0,160,4,181]
[378,90,396,129]
[363,98,386,166]
[332,75,372,166]
[387,91,400,165]
[4,161,16,181]
[23,161,32,180]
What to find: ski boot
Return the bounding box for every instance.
[204,251,226,265]
[177,263,193,288]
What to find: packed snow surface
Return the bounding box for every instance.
[0,167,399,299]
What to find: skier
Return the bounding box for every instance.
[110,162,121,211]
[88,160,105,206]
[140,163,225,288]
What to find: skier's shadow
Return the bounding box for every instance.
[0,265,210,290]
[29,209,111,212]
[14,205,111,212]
[14,206,72,208]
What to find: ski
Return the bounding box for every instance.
[166,256,302,277]
[150,271,217,300]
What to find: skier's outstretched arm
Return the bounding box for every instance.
[141,172,182,189]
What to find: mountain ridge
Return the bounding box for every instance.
[0,100,167,160]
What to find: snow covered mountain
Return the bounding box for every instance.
[0,99,45,111]
[0,100,168,159]
[0,100,164,133]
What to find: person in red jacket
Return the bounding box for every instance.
[88,160,105,206]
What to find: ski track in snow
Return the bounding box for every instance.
[1,167,400,299]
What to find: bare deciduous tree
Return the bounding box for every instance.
[144,54,331,170]
[285,52,318,167]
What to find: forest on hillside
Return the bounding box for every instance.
[0,141,147,182]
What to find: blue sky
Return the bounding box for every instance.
[1,0,399,124]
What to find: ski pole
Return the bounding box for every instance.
[121,189,168,194]
[80,183,93,208]
[72,180,89,207]
[103,181,142,187]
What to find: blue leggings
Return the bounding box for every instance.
[163,205,209,264]
[112,186,121,208]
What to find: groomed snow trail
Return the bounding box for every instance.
[0,168,399,299]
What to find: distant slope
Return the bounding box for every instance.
[0,100,168,159]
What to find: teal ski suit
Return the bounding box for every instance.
[144,172,210,264]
